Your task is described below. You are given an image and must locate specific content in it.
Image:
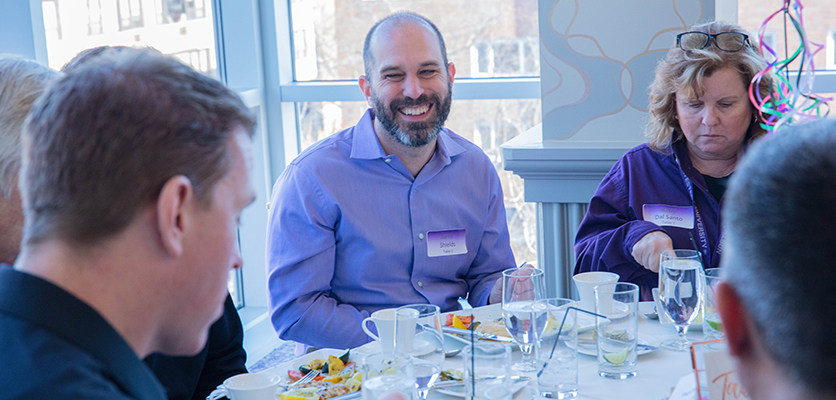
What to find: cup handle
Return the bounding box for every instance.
[206,387,228,400]
[362,317,380,341]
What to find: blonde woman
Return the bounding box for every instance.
[574,21,774,299]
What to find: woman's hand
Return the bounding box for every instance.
[631,231,673,272]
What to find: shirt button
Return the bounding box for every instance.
[418,281,423,287]
[385,158,391,163]
[418,233,424,239]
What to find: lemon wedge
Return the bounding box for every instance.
[280,387,318,400]
[603,347,629,365]
[451,315,466,329]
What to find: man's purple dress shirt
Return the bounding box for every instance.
[574,140,723,296]
[267,109,515,350]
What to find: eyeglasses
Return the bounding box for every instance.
[676,32,750,52]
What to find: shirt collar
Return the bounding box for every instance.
[350,108,466,165]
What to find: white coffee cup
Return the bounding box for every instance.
[362,308,418,353]
[572,271,619,312]
[206,373,280,400]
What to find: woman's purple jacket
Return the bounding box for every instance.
[574,139,723,299]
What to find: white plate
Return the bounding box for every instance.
[434,376,530,397]
[443,333,469,354]
[574,337,658,357]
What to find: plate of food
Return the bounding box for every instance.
[270,348,362,400]
[441,303,596,340]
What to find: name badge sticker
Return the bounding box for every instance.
[642,204,695,229]
[427,229,467,257]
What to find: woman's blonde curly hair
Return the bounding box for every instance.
[646,21,774,152]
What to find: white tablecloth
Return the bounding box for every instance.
[265,302,704,400]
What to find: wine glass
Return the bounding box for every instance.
[502,265,546,372]
[658,249,704,352]
[396,304,444,399]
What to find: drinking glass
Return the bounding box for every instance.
[396,304,444,399]
[534,298,578,399]
[502,265,546,372]
[594,283,639,380]
[462,343,512,399]
[361,352,415,400]
[658,249,704,352]
[702,268,725,341]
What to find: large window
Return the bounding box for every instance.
[290,0,539,81]
[40,0,218,78]
[289,0,540,267]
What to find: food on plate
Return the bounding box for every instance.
[444,314,512,338]
[299,349,350,376]
[474,320,509,337]
[283,350,360,400]
[445,314,475,329]
[438,369,463,381]
[281,387,319,400]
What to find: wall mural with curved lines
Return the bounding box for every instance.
[539,0,713,141]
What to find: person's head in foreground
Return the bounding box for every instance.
[359,11,455,150]
[646,20,773,173]
[0,55,59,265]
[718,118,836,400]
[19,47,256,357]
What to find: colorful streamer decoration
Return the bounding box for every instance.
[749,0,832,133]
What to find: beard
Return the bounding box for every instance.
[372,82,452,148]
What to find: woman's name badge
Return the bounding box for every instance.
[642,204,695,229]
[427,229,467,257]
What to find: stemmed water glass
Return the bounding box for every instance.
[658,249,704,351]
[396,304,444,399]
[502,265,546,372]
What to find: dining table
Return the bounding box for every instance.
[264,301,705,400]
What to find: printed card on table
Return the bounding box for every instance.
[690,340,750,400]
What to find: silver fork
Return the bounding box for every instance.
[283,370,320,389]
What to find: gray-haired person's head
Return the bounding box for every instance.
[723,118,836,396]
[0,56,59,198]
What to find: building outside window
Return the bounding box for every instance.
[159,0,206,24]
[117,0,145,31]
[42,0,63,41]
[87,0,104,35]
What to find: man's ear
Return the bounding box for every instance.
[156,175,194,258]
[447,62,456,84]
[716,281,752,357]
[359,75,373,106]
